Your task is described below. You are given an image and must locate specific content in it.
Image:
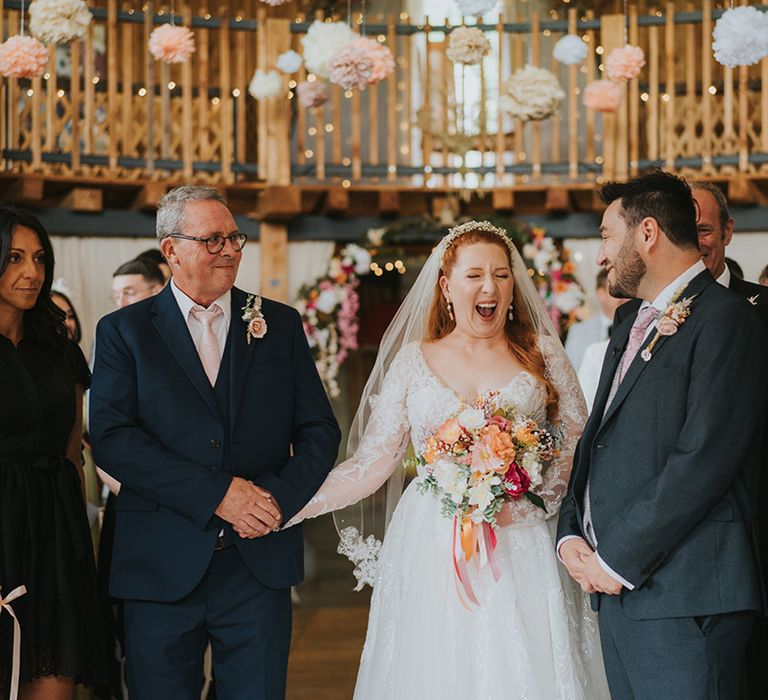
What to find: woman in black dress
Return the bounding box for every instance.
[0,207,107,698]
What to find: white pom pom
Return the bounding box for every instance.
[712,7,768,67]
[275,49,303,74]
[553,34,588,65]
[248,69,283,100]
[454,0,497,15]
[301,20,357,79]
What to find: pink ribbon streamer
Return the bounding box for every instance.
[452,519,479,608]
[0,585,27,700]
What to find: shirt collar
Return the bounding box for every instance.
[644,259,706,313]
[716,265,731,288]
[170,278,232,324]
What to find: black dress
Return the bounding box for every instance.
[0,333,108,694]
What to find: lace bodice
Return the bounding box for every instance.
[288,339,587,530]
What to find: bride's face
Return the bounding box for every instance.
[440,242,514,339]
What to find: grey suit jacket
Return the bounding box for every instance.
[557,270,768,620]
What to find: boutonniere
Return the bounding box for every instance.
[641,284,696,362]
[242,294,267,344]
[748,294,759,306]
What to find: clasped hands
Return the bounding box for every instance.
[215,476,282,539]
[559,537,623,596]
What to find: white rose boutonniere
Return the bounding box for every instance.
[242,294,267,344]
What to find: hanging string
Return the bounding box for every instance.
[623,0,628,46]
[347,0,352,28]
[361,0,366,37]
[21,0,25,36]
[171,0,176,27]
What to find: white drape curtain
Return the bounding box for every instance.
[51,237,334,358]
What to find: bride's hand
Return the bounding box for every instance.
[495,502,514,527]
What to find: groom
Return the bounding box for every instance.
[90,186,340,698]
[557,170,768,698]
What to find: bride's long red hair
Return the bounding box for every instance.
[425,229,559,422]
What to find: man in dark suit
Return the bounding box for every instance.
[556,170,768,699]
[90,186,341,699]
[693,182,768,699]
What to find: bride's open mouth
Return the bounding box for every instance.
[476,302,497,319]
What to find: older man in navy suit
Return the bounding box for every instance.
[557,171,768,699]
[90,186,340,699]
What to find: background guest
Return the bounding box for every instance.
[51,288,82,344]
[760,264,768,287]
[110,258,165,310]
[135,248,171,283]
[725,256,744,280]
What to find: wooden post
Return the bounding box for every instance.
[386,14,397,180]
[107,0,119,172]
[664,3,675,170]
[701,0,713,172]
[600,14,626,181]
[567,8,578,180]
[182,5,194,178]
[70,39,82,172]
[259,223,289,302]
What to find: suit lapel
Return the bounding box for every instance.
[229,287,262,426]
[590,316,632,423]
[151,285,218,415]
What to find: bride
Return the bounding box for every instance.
[287,221,609,699]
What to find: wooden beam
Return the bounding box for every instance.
[5,177,45,202]
[728,175,764,206]
[257,185,302,221]
[378,190,400,216]
[545,187,571,214]
[492,190,515,213]
[259,222,288,302]
[132,183,169,211]
[62,187,103,212]
[325,188,350,215]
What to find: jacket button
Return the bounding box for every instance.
[596,444,605,449]
[209,439,221,449]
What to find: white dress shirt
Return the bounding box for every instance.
[558,260,706,589]
[716,265,731,289]
[170,279,231,364]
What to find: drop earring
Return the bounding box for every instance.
[508,305,514,321]
[446,299,454,321]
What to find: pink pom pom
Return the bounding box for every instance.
[149,24,195,64]
[605,44,645,81]
[327,43,374,91]
[296,80,329,108]
[349,37,395,84]
[0,35,48,79]
[583,80,623,112]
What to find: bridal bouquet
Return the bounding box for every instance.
[405,392,558,605]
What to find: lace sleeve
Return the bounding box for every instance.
[285,345,414,528]
[500,336,588,527]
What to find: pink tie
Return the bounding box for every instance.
[190,305,223,385]
[605,305,659,409]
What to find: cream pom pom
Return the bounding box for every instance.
[296,80,329,108]
[276,49,303,74]
[248,69,283,99]
[0,35,49,79]
[148,24,195,64]
[446,26,491,65]
[29,0,92,45]
[553,34,588,65]
[454,0,497,15]
[301,20,356,79]
[499,64,565,122]
[712,7,768,67]
[583,80,623,112]
[605,44,645,81]
[327,43,374,91]
[259,0,290,5]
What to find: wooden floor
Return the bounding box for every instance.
[285,515,371,699]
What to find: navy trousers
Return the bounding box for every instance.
[122,546,291,699]
[598,594,753,700]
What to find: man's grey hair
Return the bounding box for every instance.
[691,181,730,233]
[156,185,227,240]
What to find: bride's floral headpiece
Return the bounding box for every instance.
[438,220,516,268]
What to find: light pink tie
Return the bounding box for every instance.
[605,305,660,409]
[190,305,223,385]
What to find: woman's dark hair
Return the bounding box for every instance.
[51,290,82,343]
[0,206,67,345]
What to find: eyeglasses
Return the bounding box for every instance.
[167,232,248,254]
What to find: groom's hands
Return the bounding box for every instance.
[560,538,623,595]
[215,477,283,538]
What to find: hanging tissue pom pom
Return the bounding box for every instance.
[446,26,491,65]
[296,80,329,108]
[29,0,92,45]
[301,20,356,79]
[454,0,497,15]
[349,37,394,84]
[0,35,49,79]
[276,49,303,74]
[712,7,768,67]
[605,44,644,81]
[149,24,195,64]
[553,34,588,65]
[327,43,374,91]
[499,64,565,122]
[259,0,291,6]
[583,80,623,112]
[248,69,283,99]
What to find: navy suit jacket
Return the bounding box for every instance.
[557,270,768,620]
[90,285,341,602]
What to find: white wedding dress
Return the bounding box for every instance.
[290,341,609,699]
